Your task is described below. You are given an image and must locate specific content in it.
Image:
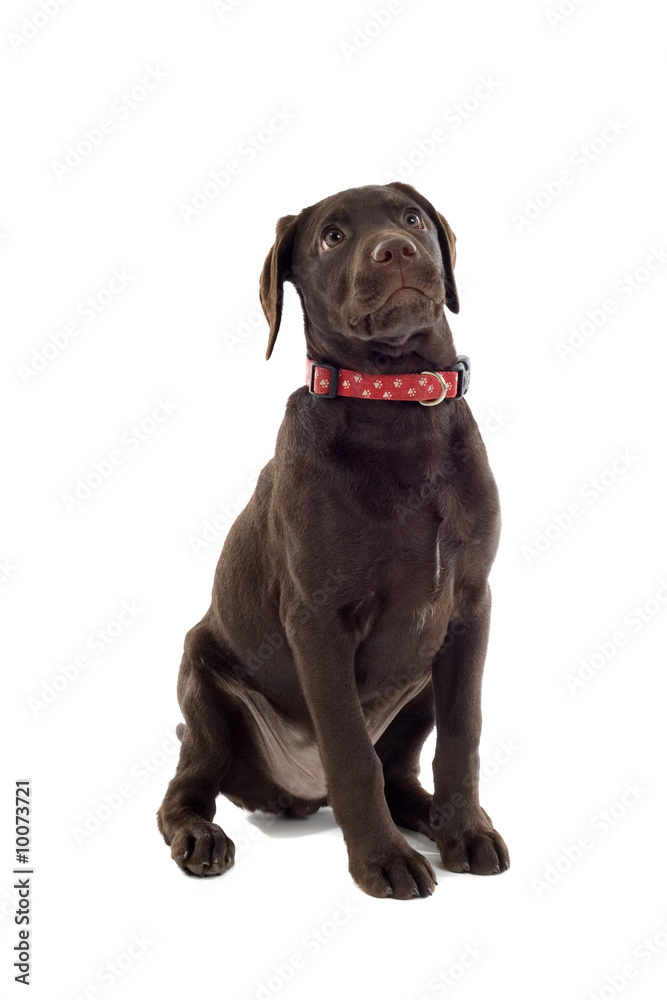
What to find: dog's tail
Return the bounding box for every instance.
[175,723,185,742]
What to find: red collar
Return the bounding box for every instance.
[306,356,470,405]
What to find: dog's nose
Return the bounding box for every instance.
[371,236,418,264]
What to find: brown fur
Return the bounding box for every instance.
[157,183,509,898]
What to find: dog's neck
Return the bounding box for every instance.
[289,314,467,480]
[290,381,468,486]
[303,314,459,376]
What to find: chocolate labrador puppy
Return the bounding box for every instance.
[157,182,509,898]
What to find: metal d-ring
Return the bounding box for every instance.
[418,371,448,406]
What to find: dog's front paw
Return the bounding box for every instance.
[432,803,509,875]
[348,838,437,899]
[168,821,235,877]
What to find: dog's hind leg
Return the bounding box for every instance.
[374,682,436,840]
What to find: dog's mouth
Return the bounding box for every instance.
[383,285,433,302]
[350,285,439,319]
[348,284,444,342]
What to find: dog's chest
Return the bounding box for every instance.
[383,475,477,595]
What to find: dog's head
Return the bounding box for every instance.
[260,183,459,368]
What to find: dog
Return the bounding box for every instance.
[157,182,509,899]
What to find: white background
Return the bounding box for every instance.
[2,0,666,998]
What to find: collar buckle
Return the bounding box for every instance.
[308,361,339,399]
[447,355,471,399]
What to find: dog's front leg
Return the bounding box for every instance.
[286,615,437,899]
[430,585,510,874]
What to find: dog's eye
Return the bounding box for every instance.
[321,228,345,250]
[404,211,424,228]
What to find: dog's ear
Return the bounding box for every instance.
[385,182,459,314]
[260,213,300,360]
